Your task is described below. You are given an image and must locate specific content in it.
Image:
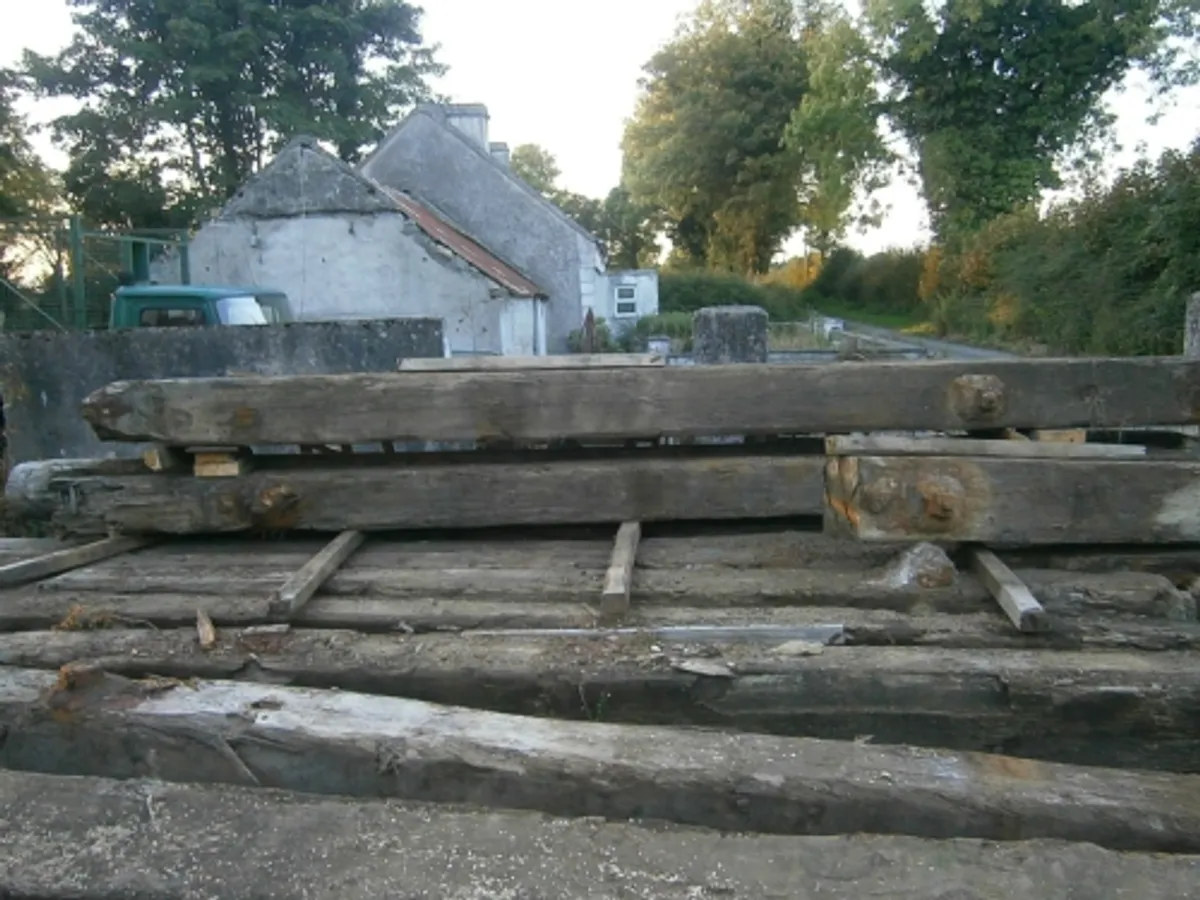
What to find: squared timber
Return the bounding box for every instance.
[81,357,1200,446]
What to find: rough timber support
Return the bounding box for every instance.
[40,455,827,535]
[3,668,1200,851]
[825,455,1200,545]
[80,357,1200,446]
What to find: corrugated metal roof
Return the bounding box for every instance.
[384,189,546,299]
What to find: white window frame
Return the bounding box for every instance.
[614,285,638,317]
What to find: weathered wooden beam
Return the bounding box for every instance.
[0,536,155,588]
[270,530,366,619]
[826,434,1146,460]
[600,522,641,621]
[80,357,1200,446]
[970,548,1049,633]
[4,630,1200,773]
[825,456,1200,545]
[9,772,1200,900]
[4,667,1200,851]
[399,353,666,371]
[43,455,826,535]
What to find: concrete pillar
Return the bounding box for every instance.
[1186,293,1200,358]
[692,306,769,365]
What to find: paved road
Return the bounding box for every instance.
[840,320,1019,360]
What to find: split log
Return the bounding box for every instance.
[7,773,1200,900]
[3,629,1200,773]
[41,456,827,535]
[4,668,1200,851]
[0,536,155,588]
[826,455,1200,545]
[80,357,1200,446]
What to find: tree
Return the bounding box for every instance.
[0,70,55,222]
[510,143,562,195]
[622,0,810,274]
[783,3,894,256]
[509,143,661,267]
[24,0,444,225]
[863,0,1200,240]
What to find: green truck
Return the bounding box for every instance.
[108,284,294,329]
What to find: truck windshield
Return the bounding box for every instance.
[216,295,269,325]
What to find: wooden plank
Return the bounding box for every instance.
[4,631,1200,773]
[0,536,154,588]
[399,353,666,371]
[826,434,1146,460]
[3,668,1200,851]
[43,455,826,535]
[970,548,1049,633]
[193,448,253,478]
[80,357,1200,446]
[825,455,1200,545]
[8,774,1200,900]
[1033,429,1088,444]
[600,522,641,620]
[270,530,366,619]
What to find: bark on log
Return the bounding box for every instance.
[80,357,1200,446]
[6,771,1199,900]
[3,668,1200,851]
[3,629,1199,773]
[41,456,827,535]
[826,455,1200,545]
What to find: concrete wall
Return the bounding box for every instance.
[0,318,444,465]
[362,110,600,353]
[598,269,660,336]
[152,212,537,357]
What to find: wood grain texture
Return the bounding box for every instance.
[270,530,366,619]
[970,549,1049,633]
[826,434,1146,460]
[601,522,641,620]
[825,455,1200,545]
[3,630,1200,773]
[3,668,1200,851]
[44,455,826,535]
[0,536,155,588]
[80,357,1200,445]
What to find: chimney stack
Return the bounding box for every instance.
[489,141,510,167]
[443,103,490,151]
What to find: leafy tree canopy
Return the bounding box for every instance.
[24,0,444,228]
[864,0,1200,240]
[622,0,810,274]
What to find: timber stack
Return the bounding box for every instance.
[4,351,1200,896]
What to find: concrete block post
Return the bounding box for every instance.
[1186,292,1200,359]
[692,306,769,365]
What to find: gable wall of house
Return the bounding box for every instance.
[361,111,592,353]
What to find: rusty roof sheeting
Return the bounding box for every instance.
[385,189,546,299]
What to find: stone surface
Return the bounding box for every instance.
[0,317,444,465]
[692,305,769,364]
[1,771,1198,900]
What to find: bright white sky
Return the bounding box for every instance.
[2,0,1198,255]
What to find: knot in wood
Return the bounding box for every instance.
[949,374,1007,423]
[860,476,900,515]
[915,474,964,527]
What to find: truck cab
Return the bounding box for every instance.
[108,284,294,330]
